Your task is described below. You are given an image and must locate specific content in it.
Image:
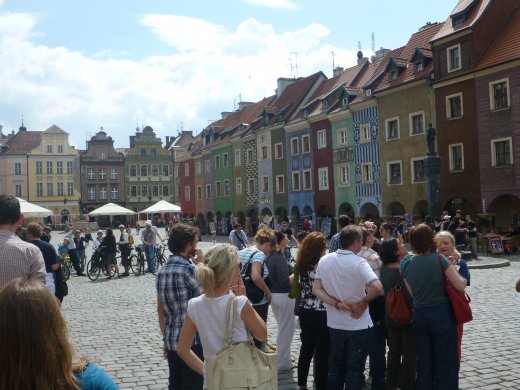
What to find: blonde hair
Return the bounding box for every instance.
[196,244,239,295]
[434,230,461,258]
[0,279,82,390]
[255,226,276,247]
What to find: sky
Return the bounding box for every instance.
[0,0,458,148]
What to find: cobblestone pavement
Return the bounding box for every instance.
[57,231,520,389]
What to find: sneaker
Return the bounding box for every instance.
[267,343,277,351]
[261,345,276,354]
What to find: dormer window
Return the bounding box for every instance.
[366,89,372,97]
[342,97,348,107]
[415,62,424,72]
[390,71,398,80]
[322,101,328,109]
[304,110,309,118]
[452,14,465,28]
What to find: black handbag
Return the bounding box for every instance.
[241,251,267,304]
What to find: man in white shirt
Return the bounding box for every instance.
[313,225,383,390]
[118,224,130,277]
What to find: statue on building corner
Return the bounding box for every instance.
[427,123,436,156]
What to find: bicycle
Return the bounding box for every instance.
[57,244,72,281]
[86,247,116,281]
[154,243,168,269]
[130,244,152,276]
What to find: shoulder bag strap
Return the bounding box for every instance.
[234,231,245,247]
[242,250,259,276]
[231,296,254,343]
[223,296,235,346]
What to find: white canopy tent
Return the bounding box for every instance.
[140,200,181,214]
[88,203,136,217]
[17,197,53,217]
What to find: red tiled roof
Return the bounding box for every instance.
[432,0,492,42]
[2,131,42,154]
[477,7,520,69]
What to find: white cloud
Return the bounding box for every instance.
[0,12,358,148]
[241,0,297,10]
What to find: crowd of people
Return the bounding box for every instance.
[0,190,516,389]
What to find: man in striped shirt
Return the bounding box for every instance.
[0,194,46,289]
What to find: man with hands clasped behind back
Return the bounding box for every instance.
[312,225,383,390]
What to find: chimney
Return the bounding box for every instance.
[374,47,391,62]
[333,66,344,77]
[221,111,233,120]
[276,77,297,98]
[238,101,254,111]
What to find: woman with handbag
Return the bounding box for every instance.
[379,237,416,390]
[401,224,467,390]
[266,229,296,372]
[435,230,471,369]
[295,232,329,390]
[177,244,269,389]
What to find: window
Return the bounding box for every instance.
[205,160,211,173]
[411,158,426,182]
[66,161,73,174]
[36,183,43,197]
[339,165,350,186]
[449,144,464,172]
[415,62,424,72]
[151,164,158,176]
[184,163,189,177]
[302,135,311,153]
[36,161,42,174]
[292,172,301,191]
[385,118,400,140]
[215,155,221,169]
[15,184,22,197]
[446,93,463,119]
[303,170,312,190]
[162,186,169,196]
[141,165,148,176]
[390,70,398,80]
[99,186,107,200]
[223,153,229,167]
[141,185,148,196]
[236,178,242,195]
[246,149,254,164]
[111,186,119,199]
[215,181,222,197]
[67,182,73,196]
[322,100,328,108]
[87,168,95,179]
[318,167,328,190]
[184,186,190,201]
[99,168,106,180]
[491,137,513,167]
[206,184,212,199]
[447,44,461,72]
[490,79,510,111]
[130,186,137,197]
[291,138,299,155]
[110,168,118,179]
[46,161,53,174]
[360,124,371,143]
[195,161,202,175]
[247,179,256,195]
[175,184,179,199]
[163,164,170,176]
[151,185,159,197]
[234,149,241,166]
[47,145,52,153]
[276,175,284,193]
[57,182,64,196]
[387,161,402,185]
[261,145,268,160]
[196,186,202,200]
[151,148,157,157]
[410,111,425,135]
[57,145,63,153]
[88,185,96,200]
[317,130,327,148]
[14,163,21,175]
[338,128,347,145]
[274,143,283,159]
[140,148,146,157]
[99,152,106,160]
[262,176,269,193]
[361,163,373,184]
[47,183,53,196]
[224,180,230,196]
[56,161,63,174]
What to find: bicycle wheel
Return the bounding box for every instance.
[130,254,141,276]
[86,260,100,281]
[60,262,71,281]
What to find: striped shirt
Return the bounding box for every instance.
[156,254,202,351]
[0,230,46,289]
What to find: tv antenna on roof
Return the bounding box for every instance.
[372,32,375,53]
[289,51,299,78]
[330,51,336,72]
[358,41,362,51]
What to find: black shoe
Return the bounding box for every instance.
[120,272,130,277]
[77,273,87,277]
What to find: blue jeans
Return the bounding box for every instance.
[77,249,86,272]
[327,327,369,390]
[413,303,458,390]
[367,322,386,389]
[144,244,156,272]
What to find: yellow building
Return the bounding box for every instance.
[27,125,80,222]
